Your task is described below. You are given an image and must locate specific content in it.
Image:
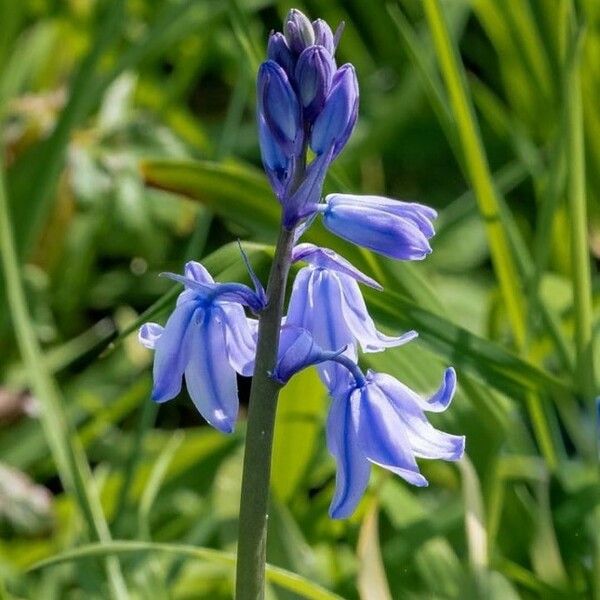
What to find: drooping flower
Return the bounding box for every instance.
[326,367,464,518]
[319,194,437,260]
[286,243,416,392]
[138,261,262,433]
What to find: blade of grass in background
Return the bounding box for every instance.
[422,0,558,468]
[0,167,128,600]
[28,541,345,600]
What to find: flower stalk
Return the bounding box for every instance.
[234,225,296,600]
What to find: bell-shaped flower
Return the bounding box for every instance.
[138,261,263,433]
[295,45,335,121]
[287,243,416,391]
[283,8,315,54]
[257,60,302,155]
[319,194,437,260]
[310,64,358,160]
[327,366,464,518]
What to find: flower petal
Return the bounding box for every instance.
[138,322,164,350]
[220,304,257,377]
[327,391,371,519]
[291,243,382,289]
[185,261,214,284]
[338,274,418,352]
[184,308,238,433]
[353,384,427,486]
[305,270,357,394]
[370,371,464,461]
[151,302,197,403]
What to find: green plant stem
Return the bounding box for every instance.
[566,38,595,409]
[0,167,128,600]
[235,225,296,600]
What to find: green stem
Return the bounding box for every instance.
[235,225,296,600]
[0,168,128,599]
[566,34,595,408]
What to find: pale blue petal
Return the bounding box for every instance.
[138,322,164,350]
[353,384,427,486]
[307,270,357,394]
[151,302,198,403]
[370,371,464,461]
[327,390,371,519]
[292,243,382,289]
[184,309,238,433]
[185,261,214,284]
[220,304,257,377]
[338,275,418,352]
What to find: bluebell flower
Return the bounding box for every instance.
[319,194,437,260]
[138,261,262,433]
[327,367,464,518]
[287,243,416,391]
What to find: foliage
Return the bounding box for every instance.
[0,0,598,598]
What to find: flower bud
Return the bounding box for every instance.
[321,194,436,260]
[258,114,292,199]
[310,64,358,159]
[257,60,302,152]
[312,19,335,55]
[295,45,335,119]
[284,9,315,54]
[267,32,295,76]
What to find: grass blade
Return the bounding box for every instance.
[0,167,128,599]
[27,541,345,600]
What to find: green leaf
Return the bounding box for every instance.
[364,287,572,399]
[141,159,280,239]
[27,541,346,600]
[357,502,392,600]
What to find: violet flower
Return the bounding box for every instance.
[138,261,262,433]
[326,366,464,518]
[319,194,438,260]
[287,243,416,392]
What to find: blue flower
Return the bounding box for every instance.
[286,243,416,392]
[319,194,437,260]
[327,367,464,518]
[138,261,261,433]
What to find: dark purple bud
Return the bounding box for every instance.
[284,8,315,54]
[267,32,295,76]
[295,45,335,120]
[312,19,335,55]
[310,64,359,159]
[258,114,292,199]
[257,60,302,152]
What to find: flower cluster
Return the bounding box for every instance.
[139,9,464,519]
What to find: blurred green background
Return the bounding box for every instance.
[0,0,599,598]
